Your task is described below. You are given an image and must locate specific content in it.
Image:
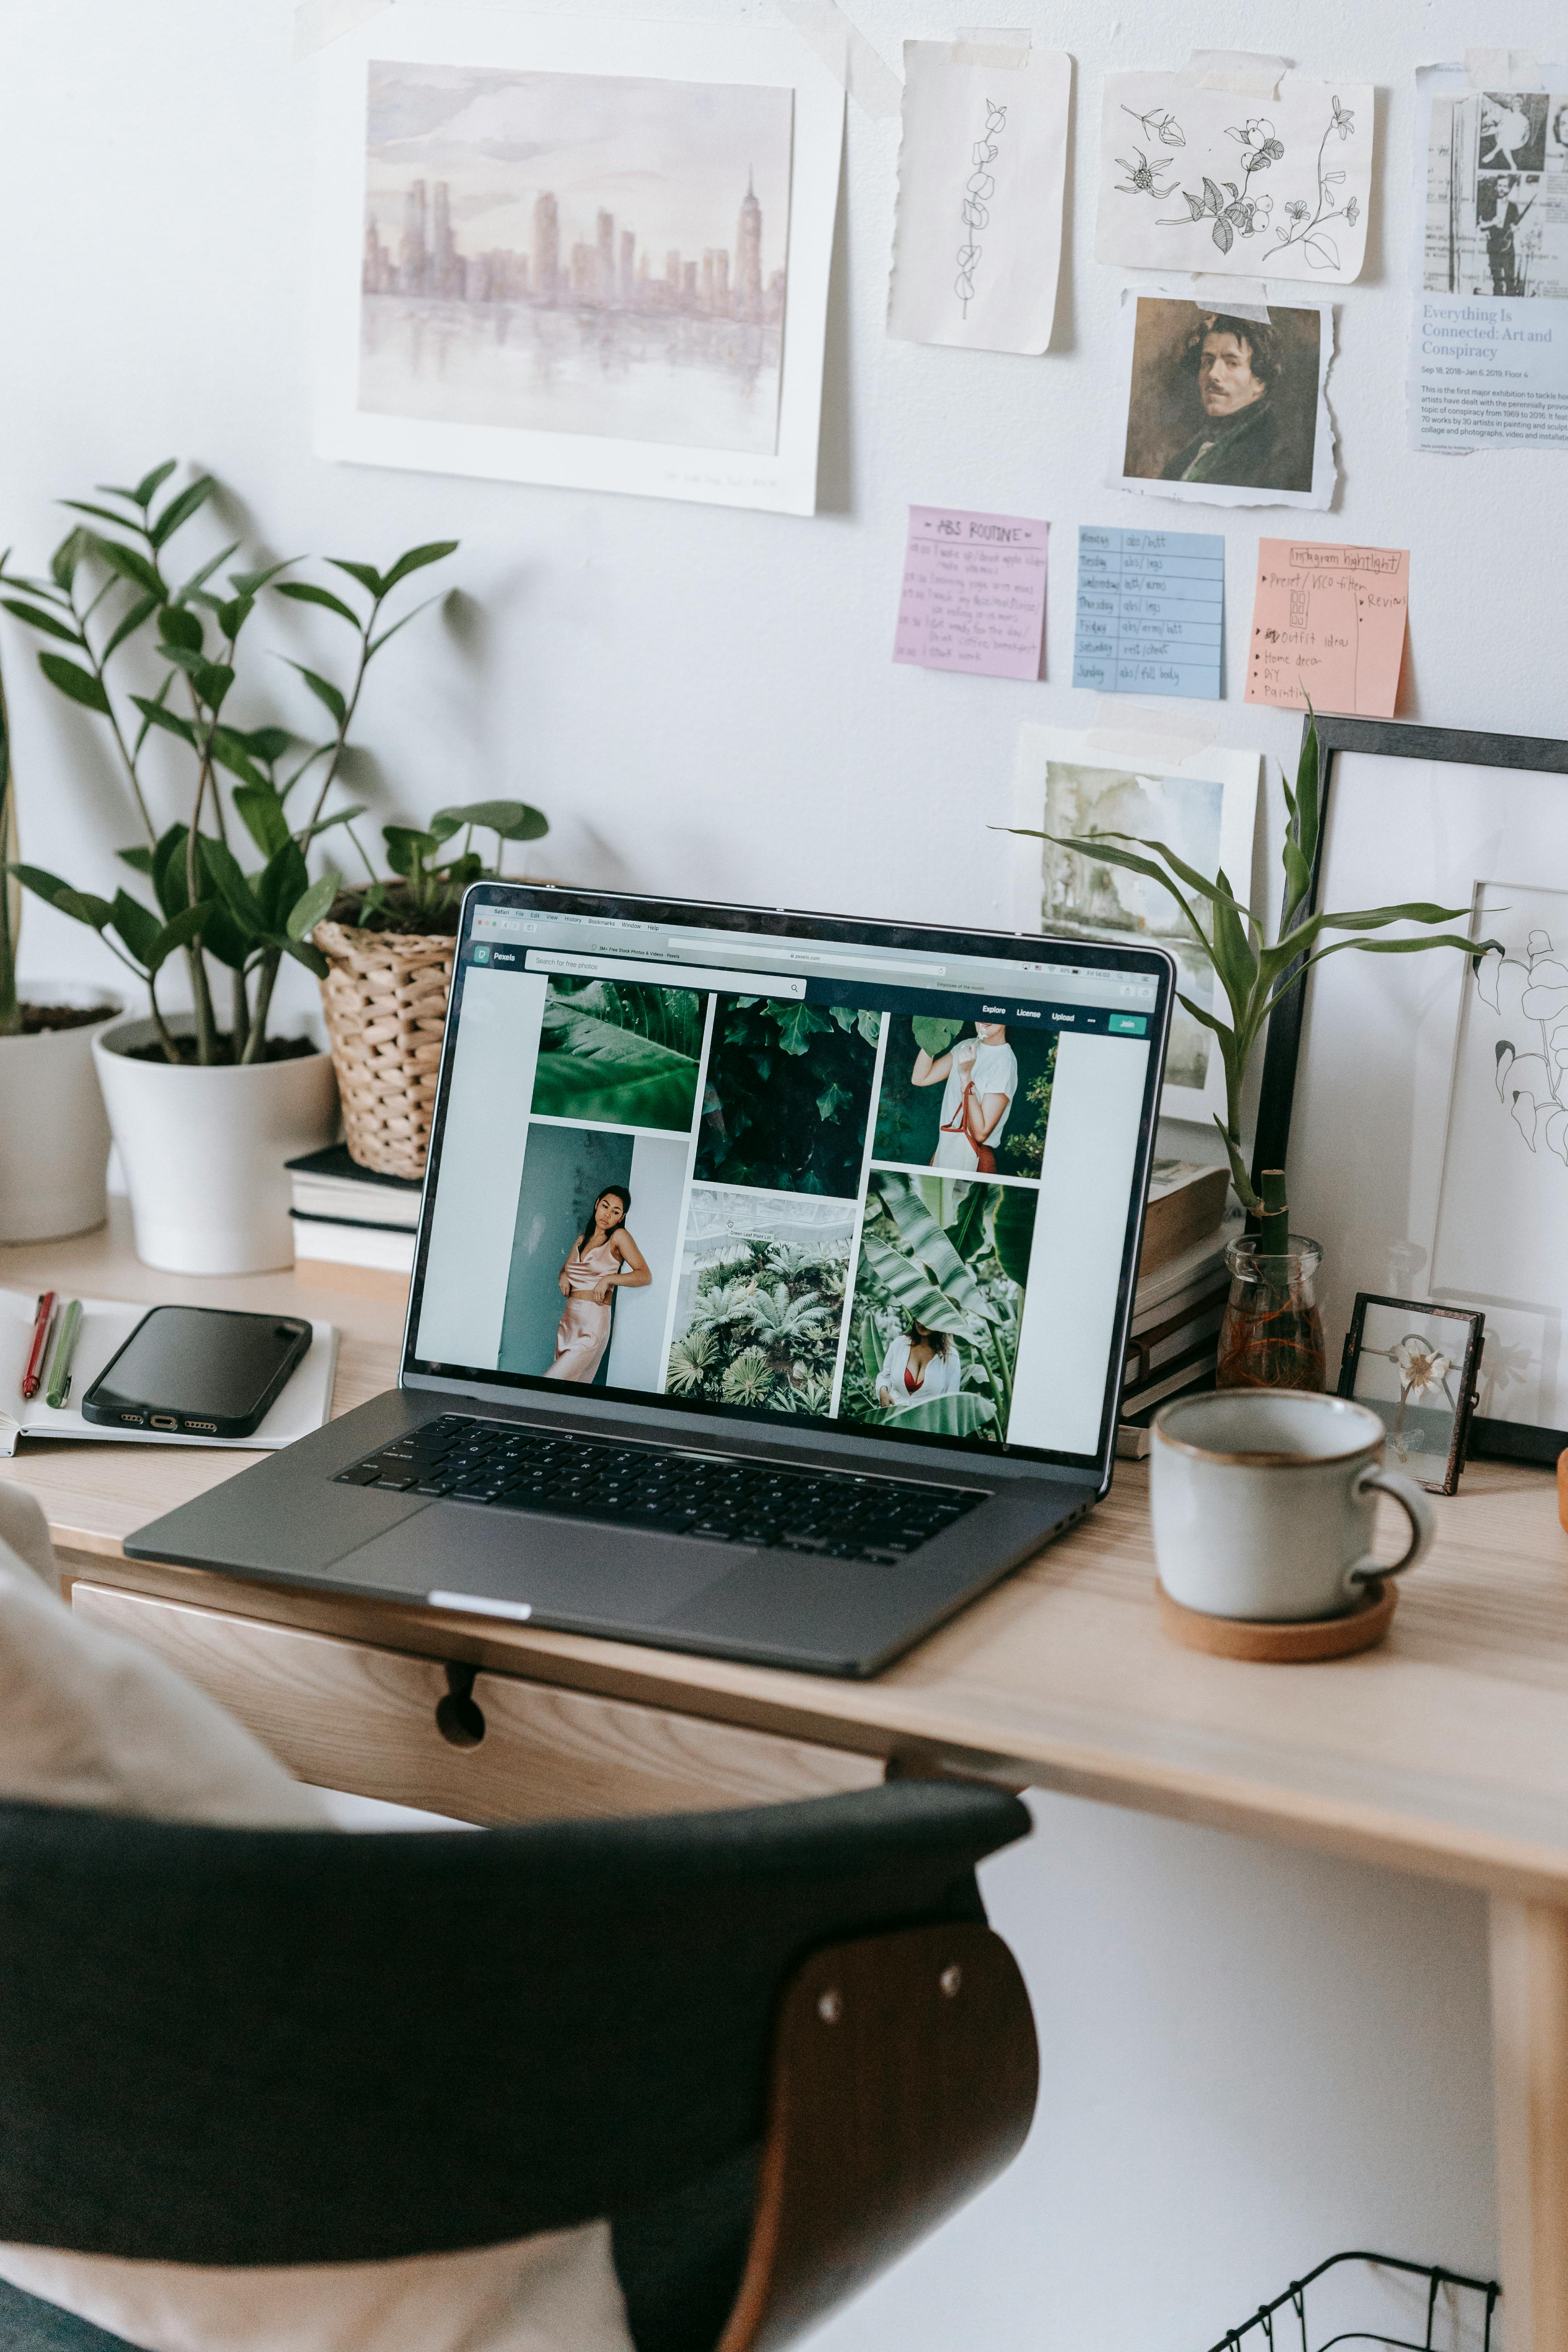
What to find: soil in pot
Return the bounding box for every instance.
[11,1001,118,1035]
[122,1033,321,1066]
[323,885,461,940]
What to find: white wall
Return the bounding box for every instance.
[2,0,1547,2336]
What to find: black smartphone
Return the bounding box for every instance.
[82,1305,313,1439]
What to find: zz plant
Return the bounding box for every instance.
[1012,709,1495,1214]
[0,461,539,1065]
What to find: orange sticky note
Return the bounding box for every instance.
[1245,540,1409,718]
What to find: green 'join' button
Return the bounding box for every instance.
[1108,1013,1147,1035]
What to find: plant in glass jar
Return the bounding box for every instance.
[1009,708,1499,1390]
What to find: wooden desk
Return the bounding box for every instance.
[5,1208,1568,2341]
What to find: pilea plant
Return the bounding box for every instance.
[0,460,493,1064]
[1011,709,1497,1215]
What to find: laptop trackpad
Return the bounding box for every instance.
[333,1506,735,1626]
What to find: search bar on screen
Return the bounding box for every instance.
[676,938,947,980]
[525,950,806,998]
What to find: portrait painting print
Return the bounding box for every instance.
[314,9,845,513]
[1114,294,1335,510]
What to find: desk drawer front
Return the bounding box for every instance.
[69,1584,884,1824]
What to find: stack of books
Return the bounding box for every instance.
[287,1145,422,1293]
[1117,1166,1240,1457]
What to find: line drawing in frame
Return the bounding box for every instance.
[1252,713,1568,1461]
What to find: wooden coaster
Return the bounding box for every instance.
[1156,1577,1397,1662]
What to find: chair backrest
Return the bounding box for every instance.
[0,1779,1029,2270]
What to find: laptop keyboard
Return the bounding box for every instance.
[335,1414,985,1564]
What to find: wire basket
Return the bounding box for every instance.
[1202,2250,1499,2351]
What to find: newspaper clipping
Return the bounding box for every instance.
[1411,65,1568,452]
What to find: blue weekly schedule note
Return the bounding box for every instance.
[1073,526,1224,699]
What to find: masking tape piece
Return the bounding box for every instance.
[952,27,1031,67]
[1465,47,1544,91]
[1084,699,1221,762]
[293,0,393,61]
[776,0,901,119]
[1189,48,1290,100]
[1187,274,1270,321]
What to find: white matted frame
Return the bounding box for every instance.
[1256,716,1568,1461]
[1010,723,1260,1126]
[311,7,845,515]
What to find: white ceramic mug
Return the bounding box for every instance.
[1150,1389,1436,1622]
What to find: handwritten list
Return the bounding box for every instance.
[1246,540,1410,717]
[1073,526,1224,700]
[893,507,1049,681]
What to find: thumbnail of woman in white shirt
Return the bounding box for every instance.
[911,1021,1018,1172]
[876,1317,963,1409]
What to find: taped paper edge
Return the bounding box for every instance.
[1083,699,1222,760]
[952,27,1031,68]
[293,0,393,62]
[1465,47,1544,91]
[1188,273,1270,321]
[1188,47,1290,100]
[776,0,901,120]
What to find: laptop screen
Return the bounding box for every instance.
[404,890,1171,1470]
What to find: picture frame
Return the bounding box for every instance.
[1010,723,1261,1127]
[1336,1292,1485,1496]
[1254,714,1568,1462]
[310,6,846,515]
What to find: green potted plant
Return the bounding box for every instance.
[0,632,120,1242]
[0,461,466,1272]
[310,788,546,1180]
[1011,710,1496,1390]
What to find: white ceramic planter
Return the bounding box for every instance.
[0,983,121,1243]
[93,1016,339,1275]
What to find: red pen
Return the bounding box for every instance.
[20,1292,56,1401]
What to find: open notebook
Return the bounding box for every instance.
[0,1289,337,1459]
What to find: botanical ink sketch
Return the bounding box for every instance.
[1430,884,1568,1431]
[359,63,794,454]
[1097,72,1373,284]
[956,102,1007,318]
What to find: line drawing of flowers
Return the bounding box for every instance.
[1225,116,1285,172]
[955,100,1007,318]
[1121,102,1185,147]
[1153,96,1362,269]
[1115,145,1177,197]
[1262,93,1356,269]
[1476,926,1568,1164]
[1159,172,1273,253]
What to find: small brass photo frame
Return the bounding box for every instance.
[1336,1294,1485,1497]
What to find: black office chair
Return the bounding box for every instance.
[0,1779,1038,2352]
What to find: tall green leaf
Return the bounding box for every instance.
[38,653,111,715]
[381,539,459,590]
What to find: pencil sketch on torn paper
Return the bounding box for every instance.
[359,63,795,454]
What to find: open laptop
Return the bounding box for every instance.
[127,889,1174,1676]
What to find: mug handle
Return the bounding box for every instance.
[1348,1464,1436,1590]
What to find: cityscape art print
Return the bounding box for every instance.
[359,62,795,457]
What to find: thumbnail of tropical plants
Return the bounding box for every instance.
[695,996,880,1195]
[664,1201,853,1416]
[530,977,704,1131]
[840,1171,1036,1444]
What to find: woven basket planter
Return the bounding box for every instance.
[312,915,457,1178]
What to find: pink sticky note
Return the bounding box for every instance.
[1245,540,1410,718]
[894,507,1048,681]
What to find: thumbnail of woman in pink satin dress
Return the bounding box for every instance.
[546,1186,651,1383]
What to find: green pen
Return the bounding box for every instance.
[44,1299,83,1411]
